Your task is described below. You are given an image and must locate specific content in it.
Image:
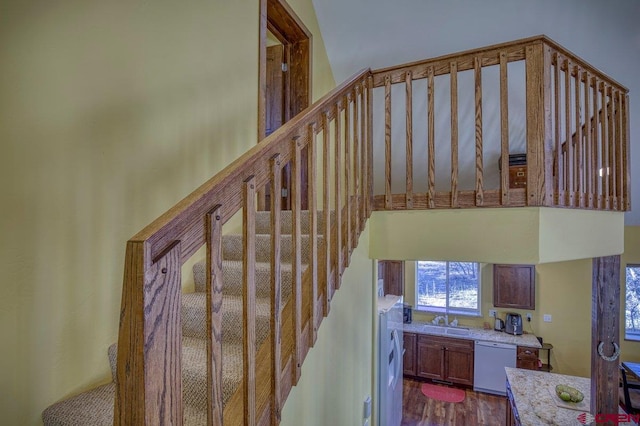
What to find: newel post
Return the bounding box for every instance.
[115,240,183,426]
[525,41,554,206]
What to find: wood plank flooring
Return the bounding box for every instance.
[402,378,506,425]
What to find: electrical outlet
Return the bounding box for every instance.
[526,313,532,322]
[543,314,552,322]
[489,309,496,317]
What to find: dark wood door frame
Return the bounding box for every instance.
[258,0,311,142]
[259,0,312,211]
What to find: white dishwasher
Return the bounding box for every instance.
[473,341,516,396]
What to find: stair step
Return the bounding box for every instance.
[193,260,294,299]
[47,339,244,425]
[254,209,333,235]
[182,293,271,344]
[221,233,321,263]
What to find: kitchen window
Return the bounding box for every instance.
[415,261,481,316]
[625,264,640,341]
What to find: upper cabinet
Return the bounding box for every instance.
[378,260,404,296]
[493,264,535,310]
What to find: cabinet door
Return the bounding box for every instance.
[417,336,445,380]
[493,264,535,310]
[516,346,539,370]
[444,340,475,386]
[403,333,417,376]
[379,260,404,296]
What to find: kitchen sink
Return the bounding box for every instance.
[445,327,470,336]
[422,324,446,335]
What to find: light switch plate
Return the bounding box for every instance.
[543,314,552,322]
[489,310,496,317]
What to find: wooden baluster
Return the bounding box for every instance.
[242,176,257,426]
[334,103,343,281]
[361,81,368,228]
[601,83,609,210]
[474,56,484,206]
[345,94,352,261]
[367,76,374,218]
[608,87,616,210]
[616,91,624,211]
[269,155,282,424]
[593,77,601,209]
[322,113,332,315]
[553,53,563,206]
[623,94,631,211]
[353,88,360,236]
[291,138,303,383]
[427,66,435,208]
[307,123,319,346]
[384,75,392,209]
[115,241,183,426]
[584,72,593,209]
[206,206,224,426]
[450,61,459,208]
[405,71,414,209]
[564,58,573,206]
[574,66,583,208]
[500,51,510,206]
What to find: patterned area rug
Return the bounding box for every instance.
[420,383,466,403]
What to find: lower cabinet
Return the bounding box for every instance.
[403,332,417,376]
[516,346,539,370]
[411,335,474,386]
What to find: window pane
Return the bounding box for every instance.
[448,262,479,310]
[416,261,447,309]
[626,265,640,339]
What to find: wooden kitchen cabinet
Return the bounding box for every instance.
[516,346,539,370]
[403,332,417,376]
[493,264,536,310]
[378,260,404,296]
[415,335,474,386]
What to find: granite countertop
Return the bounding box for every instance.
[404,320,542,348]
[506,367,591,425]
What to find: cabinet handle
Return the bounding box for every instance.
[524,350,532,355]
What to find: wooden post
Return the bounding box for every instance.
[322,113,332,316]
[115,240,183,426]
[308,123,319,346]
[269,155,282,424]
[450,61,459,208]
[206,206,224,426]
[591,255,620,420]
[243,176,257,426]
[427,67,435,209]
[405,71,414,209]
[474,56,484,206]
[499,51,510,206]
[291,138,303,383]
[384,75,392,209]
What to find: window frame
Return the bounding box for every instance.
[414,261,482,317]
[625,264,640,342]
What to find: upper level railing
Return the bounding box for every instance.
[114,69,372,425]
[370,35,630,211]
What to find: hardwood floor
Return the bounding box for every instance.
[402,378,506,425]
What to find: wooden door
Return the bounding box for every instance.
[379,260,404,296]
[445,341,474,386]
[417,336,444,380]
[403,333,417,376]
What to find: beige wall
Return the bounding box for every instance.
[0,1,334,424]
[402,227,640,378]
[281,226,374,426]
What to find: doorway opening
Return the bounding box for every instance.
[259,0,311,210]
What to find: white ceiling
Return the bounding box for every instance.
[312,0,640,225]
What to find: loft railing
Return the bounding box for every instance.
[370,35,630,211]
[114,69,372,425]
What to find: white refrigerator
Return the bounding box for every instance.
[377,295,403,426]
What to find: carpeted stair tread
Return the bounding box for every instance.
[221,233,321,263]
[42,383,115,426]
[193,260,294,298]
[254,209,334,235]
[182,293,271,344]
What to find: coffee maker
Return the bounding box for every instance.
[505,313,523,335]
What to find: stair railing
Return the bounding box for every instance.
[370,35,629,212]
[114,69,372,425]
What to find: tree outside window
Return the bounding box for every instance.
[415,261,481,316]
[626,265,640,341]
